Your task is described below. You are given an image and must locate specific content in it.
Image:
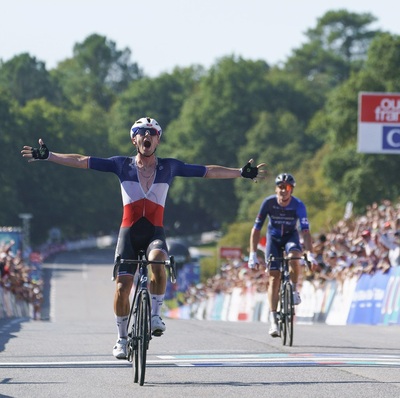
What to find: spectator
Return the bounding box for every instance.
[387,231,400,267]
[1,242,44,320]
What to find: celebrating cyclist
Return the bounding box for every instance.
[21,117,265,359]
[248,173,316,337]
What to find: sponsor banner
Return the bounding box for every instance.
[167,270,397,326]
[315,280,337,323]
[296,280,319,324]
[358,92,400,154]
[210,293,225,321]
[380,267,400,325]
[220,247,242,259]
[227,287,242,321]
[347,271,390,325]
[252,292,268,322]
[165,262,200,299]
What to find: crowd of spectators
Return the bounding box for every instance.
[183,199,400,307]
[2,199,399,319]
[311,199,400,285]
[0,240,43,320]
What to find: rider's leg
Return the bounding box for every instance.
[288,250,301,290]
[113,275,133,358]
[148,249,168,334]
[268,269,281,336]
[288,250,302,304]
[268,269,280,311]
[149,248,167,296]
[114,275,134,338]
[266,238,281,336]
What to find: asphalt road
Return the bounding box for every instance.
[1,249,400,398]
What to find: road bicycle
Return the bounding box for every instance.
[113,251,176,386]
[267,252,309,346]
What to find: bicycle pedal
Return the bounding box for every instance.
[152,330,163,337]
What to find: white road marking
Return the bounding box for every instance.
[1,353,400,368]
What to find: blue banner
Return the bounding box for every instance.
[347,271,390,325]
[380,267,400,325]
[165,262,200,299]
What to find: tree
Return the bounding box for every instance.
[317,33,400,211]
[0,54,62,106]
[364,32,400,91]
[158,56,271,232]
[53,34,142,110]
[109,66,204,152]
[286,10,379,85]
[0,89,25,225]
[13,98,121,243]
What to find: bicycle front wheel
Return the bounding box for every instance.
[135,290,151,386]
[284,283,294,346]
[278,287,286,345]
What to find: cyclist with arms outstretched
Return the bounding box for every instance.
[248,173,316,337]
[22,117,265,358]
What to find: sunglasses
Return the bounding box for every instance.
[277,184,292,191]
[132,128,159,137]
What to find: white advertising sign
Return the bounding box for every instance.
[358,92,400,154]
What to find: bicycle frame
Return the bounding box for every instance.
[113,251,176,385]
[268,252,308,346]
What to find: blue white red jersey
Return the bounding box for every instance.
[89,156,206,228]
[253,195,310,237]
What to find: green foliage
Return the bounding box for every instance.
[0,54,62,106]
[364,33,400,91]
[218,222,254,254]
[52,34,141,110]
[109,66,203,153]
[286,9,378,84]
[199,251,219,282]
[2,10,400,248]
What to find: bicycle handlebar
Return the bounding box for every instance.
[118,258,173,266]
[267,253,311,267]
[111,256,177,283]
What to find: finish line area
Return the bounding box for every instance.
[1,353,400,369]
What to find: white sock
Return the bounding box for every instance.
[151,294,164,316]
[115,315,128,339]
[269,311,277,323]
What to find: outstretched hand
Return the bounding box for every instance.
[21,138,50,162]
[240,159,266,182]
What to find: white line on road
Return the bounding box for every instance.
[1,353,400,368]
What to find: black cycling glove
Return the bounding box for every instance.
[31,142,50,160]
[240,161,258,179]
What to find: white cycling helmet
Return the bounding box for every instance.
[130,117,162,138]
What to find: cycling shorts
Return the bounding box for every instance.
[266,231,302,271]
[114,218,168,277]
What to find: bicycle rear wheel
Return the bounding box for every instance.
[135,290,151,386]
[284,283,294,346]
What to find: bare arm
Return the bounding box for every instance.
[204,165,241,179]
[301,229,313,252]
[249,227,261,253]
[47,152,89,169]
[204,159,266,180]
[21,139,89,169]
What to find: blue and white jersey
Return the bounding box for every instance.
[253,195,310,237]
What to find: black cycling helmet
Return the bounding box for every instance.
[275,173,296,187]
